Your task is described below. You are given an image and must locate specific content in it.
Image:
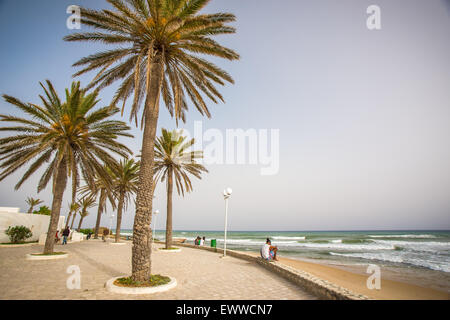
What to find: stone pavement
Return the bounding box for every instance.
[0,240,317,300]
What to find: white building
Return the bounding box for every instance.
[0,207,65,243]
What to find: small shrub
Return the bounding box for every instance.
[79,228,94,235]
[33,206,51,216]
[5,226,33,244]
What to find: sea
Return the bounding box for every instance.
[115,229,450,274]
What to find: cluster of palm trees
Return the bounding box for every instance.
[25,197,43,214]
[77,157,140,242]
[0,0,238,282]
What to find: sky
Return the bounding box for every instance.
[0,0,449,231]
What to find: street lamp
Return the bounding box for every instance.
[109,214,115,240]
[153,209,159,241]
[222,187,232,257]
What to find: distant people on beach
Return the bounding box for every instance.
[87,231,92,240]
[55,230,60,244]
[200,236,205,246]
[195,236,202,245]
[62,227,70,245]
[261,238,278,261]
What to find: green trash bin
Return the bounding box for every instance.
[211,239,217,248]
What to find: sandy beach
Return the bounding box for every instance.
[244,251,449,300]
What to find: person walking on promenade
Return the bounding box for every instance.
[62,227,70,245]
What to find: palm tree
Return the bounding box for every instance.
[154,129,207,249]
[66,202,80,228]
[0,80,133,254]
[77,195,96,231]
[80,168,117,239]
[26,197,43,214]
[111,158,139,243]
[70,208,80,230]
[65,0,238,281]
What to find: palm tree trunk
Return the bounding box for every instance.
[78,216,84,231]
[28,206,33,214]
[115,191,125,243]
[43,160,67,254]
[94,191,105,239]
[70,213,76,229]
[68,171,77,228]
[165,167,173,249]
[132,53,164,282]
[65,211,72,228]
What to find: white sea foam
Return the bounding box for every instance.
[331,239,342,243]
[272,236,306,240]
[330,252,404,263]
[368,234,436,239]
[215,239,256,244]
[329,252,450,273]
[215,238,299,245]
[291,242,396,251]
[373,240,450,253]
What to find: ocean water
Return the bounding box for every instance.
[116,229,450,273]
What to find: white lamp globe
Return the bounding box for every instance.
[226,187,233,195]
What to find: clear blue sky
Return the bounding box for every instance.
[0,0,449,231]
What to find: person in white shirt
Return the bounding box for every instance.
[260,238,278,261]
[199,237,205,246]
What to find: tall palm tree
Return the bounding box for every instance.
[66,202,80,228]
[26,197,43,214]
[70,207,80,230]
[80,167,117,239]
[0,80,133,254]
[154,129,207,249]
[111,158,139,243]
[77,195,96,231]
[65,0,238,281]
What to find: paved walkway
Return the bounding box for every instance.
[0,240,316,300]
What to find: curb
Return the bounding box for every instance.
[109,242,127,246]
[157,248,182,253]
[26,253,69,260]
[105,276,177,295]
[0,243,38,248]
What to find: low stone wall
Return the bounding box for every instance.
[174,242,370,300]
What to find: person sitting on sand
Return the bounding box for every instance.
[261,238,278,261]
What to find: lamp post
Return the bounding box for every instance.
[153,209,159,241]
[222,187,232,257]
[109,214,114,240]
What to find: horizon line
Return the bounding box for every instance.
[112,228,450,232]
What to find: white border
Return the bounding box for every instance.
[105,276,177,294]
[26,253,68,260]
[157,248,181,253]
